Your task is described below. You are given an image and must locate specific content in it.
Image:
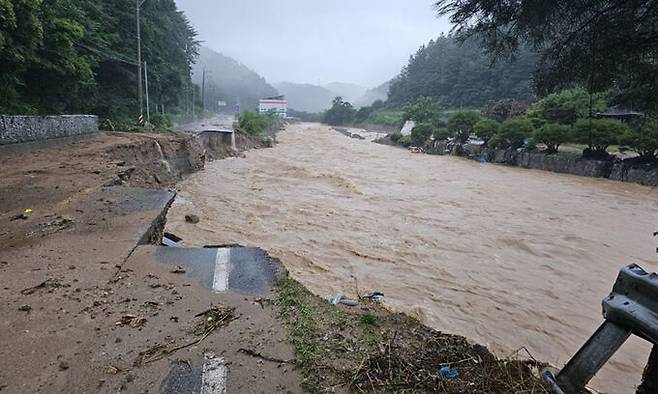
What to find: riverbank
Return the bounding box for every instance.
[375,133,658,188]
[0,126,551,393]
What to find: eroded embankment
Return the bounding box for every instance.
[166,122,658,394]
[0,129,282,394]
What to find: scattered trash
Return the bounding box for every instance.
[17,305,32,312]
[162,232,183,247]
[329,292,358,307]
[10,209,32,221]
[184,214,200,224]
[170,266,186,274]
[115,314,147,328]
[364,291,385,302]
[439,366,460,379]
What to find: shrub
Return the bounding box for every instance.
[473,118,501,144]
[239,111,274,136]
[491,118,534,149]
[324,97,356,126]
[389,132,403,143]
[398,135,412,147]
[619,118,658,160]
[534,123,572,154]
[403,97,442,125]
[573,118,629,154]
[150,112,173,129]
[411,123,434,146]
[448,111,481,143]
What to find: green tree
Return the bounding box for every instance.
[574,118,629,156]
[491,118,534,149]
[473,118,501,144]
[402,96,442,125]
[388,35,537,108]
[619,118,658,160]
[410,123,434,146]
[448,111,480,143]
[527,88,607,127]
[435,1,658,111]
[323,97,356,126]
[534,124,572,154]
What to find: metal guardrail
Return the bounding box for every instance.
[543,264,658,393]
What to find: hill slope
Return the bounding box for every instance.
[274,82,337,113]
[193,47,279,112]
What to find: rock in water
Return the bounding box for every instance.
[185,214,200,224]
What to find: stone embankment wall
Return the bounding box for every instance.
[478,149,658,187]
[0,115,98,145]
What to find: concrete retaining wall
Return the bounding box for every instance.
[477,148,658,187]
[0,115,98,145]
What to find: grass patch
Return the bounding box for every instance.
[275,276,550,393]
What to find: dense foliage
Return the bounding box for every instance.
[238,111,275,136]
[482,99,528,122]
[0,0,198,122]
[527,88,607,127]
[473,118,501,144]
[447,111,481,143]
[410,123,434,146]
[574,118,629,155]
[619,118,658,159]
[388,35,537,108]
[403,97,443,126]
[435,0,658,112]
[490,119,534,149]
[324,97,356,126]
[194,46,278,113]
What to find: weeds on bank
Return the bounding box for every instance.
[275,276,550,394]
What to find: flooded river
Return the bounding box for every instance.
[167,123,658,393]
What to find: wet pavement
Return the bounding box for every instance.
[152,245,280,295]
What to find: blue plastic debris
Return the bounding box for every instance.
[440,366,460,379]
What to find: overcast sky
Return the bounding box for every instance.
[174,0,452,88]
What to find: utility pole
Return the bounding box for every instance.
[144,61,151,123]
[136,0,147,122]
[201,67,206,113]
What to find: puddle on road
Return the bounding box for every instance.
[154,244,280,295]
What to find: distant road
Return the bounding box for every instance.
[175,114,235,134]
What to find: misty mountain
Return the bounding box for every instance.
[322,82,367,103]
[192,46,279,112]
[354,81,390,107]
[274,82,337,113]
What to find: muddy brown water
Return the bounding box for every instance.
[167,123,658,393]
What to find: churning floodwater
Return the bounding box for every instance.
[167,123,658,393]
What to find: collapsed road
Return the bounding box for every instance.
[0,131,300,393]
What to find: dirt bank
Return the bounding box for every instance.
[0,130,300,394]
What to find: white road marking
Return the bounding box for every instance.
[201,353,227,394]
[213,248,230,292]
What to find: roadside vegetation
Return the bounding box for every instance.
[274,276,549,393]
[238,111,280,139]
[1,1,199,127]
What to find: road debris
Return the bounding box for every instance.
[170,266,186,274]
[20,279,63,295]
[440,366,461,379]
[238,348,296,364]
[115,314,148,328]
[136,305,236,366]
[184,214,200,224]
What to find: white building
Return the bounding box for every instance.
[258,96,287,118]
